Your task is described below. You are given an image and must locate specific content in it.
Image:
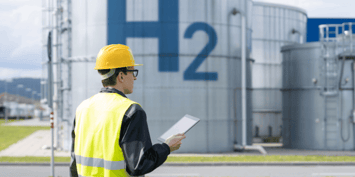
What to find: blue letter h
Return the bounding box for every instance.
[108,0,179,72]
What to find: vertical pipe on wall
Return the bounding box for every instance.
[241,13,247,147]
[54,0,63,151]
[232,7,266,155]
[230,7,238,146]
[47,31,55,177]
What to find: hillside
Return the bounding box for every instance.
[0,78,41,100]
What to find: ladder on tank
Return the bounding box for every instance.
[319,23,355,149]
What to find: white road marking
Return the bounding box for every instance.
[147,174,200,177]
[312,173,355,176]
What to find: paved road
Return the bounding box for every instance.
[1,165,355,177]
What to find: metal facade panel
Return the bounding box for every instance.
[71,0,107,110]
[70,0,253,152]
[251,2,307,137]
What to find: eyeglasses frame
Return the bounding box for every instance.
[126,69,138,77]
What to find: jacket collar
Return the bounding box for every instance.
[100,87,127,98]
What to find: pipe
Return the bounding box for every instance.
[291,29,304,44]
[339,56,346,89]
[47,0,54,174]
[339,85,350,142]
[54,0,61,151]
[232,7,267,155]
[229,7,237,147]
[233,144,267,155]
[241,11,246,147]
[47,32,55,177]
[339,60,352,142]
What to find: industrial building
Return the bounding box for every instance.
[41,0,355,152]
[0,92,40,119]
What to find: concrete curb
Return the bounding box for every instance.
[0,162,70,166]
[162,162,355,166]
[1,162,355,166]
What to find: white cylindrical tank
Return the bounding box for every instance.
[70,0,253,152]
[251,2,307,139]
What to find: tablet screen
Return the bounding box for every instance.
[158,114,200,142]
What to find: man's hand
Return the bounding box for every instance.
[164,133,186,152]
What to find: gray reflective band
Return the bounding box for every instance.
[76,155,125,170]
[101,69,115,80]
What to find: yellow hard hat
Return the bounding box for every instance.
[94,44,143,70]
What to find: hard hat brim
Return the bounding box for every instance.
[94,63,143,70]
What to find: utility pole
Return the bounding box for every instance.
[16,84,23,120]
[48,30,55,177]
[4,79,12,123]
[32,91,36,118]
[25,88,31,119]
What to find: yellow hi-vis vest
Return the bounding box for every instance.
[75,92,139,177]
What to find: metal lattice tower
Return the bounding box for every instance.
[42,0,72,151]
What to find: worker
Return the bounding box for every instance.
[69,44,186,177]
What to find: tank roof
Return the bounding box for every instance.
[281,42,321,52]
[253,1,307,16]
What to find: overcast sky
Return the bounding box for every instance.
[0,0,355,80]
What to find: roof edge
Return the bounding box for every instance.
[253,1,307,16]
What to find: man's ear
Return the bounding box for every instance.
[117,72,124,83]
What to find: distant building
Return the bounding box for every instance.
[0,92,41,119]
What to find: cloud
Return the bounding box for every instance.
[0,1,42,70]
[0,67,42,79]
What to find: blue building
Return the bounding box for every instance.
[307,18,355,42]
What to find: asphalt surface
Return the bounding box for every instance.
[1,165,355,177]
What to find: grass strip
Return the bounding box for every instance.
[166,155,355,163]
[0,120,50,151]
[0,156,70,163]
[0,155,354,163]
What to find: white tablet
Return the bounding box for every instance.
[158,114,200,142]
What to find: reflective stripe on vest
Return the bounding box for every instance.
[75,155,125,170]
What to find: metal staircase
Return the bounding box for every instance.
[319,23,355,149]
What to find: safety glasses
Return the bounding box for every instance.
[126,69,138,77]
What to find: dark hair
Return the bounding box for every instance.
[98,67,127,87]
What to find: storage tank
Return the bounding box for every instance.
[69,0,253,153]
[281,41,355,150]
[251,2,307,139]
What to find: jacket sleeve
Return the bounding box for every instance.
[119,104,171,176]
[69,117,78,177]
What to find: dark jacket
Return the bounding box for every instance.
[70,87,171,177]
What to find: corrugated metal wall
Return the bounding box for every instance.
[282,42,355,150]
[251,2,307,138]
[69,0,253,152]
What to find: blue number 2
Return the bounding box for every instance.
[183,22,218,81]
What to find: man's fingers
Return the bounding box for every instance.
[177,134,186,139]
[177,133,185,137]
